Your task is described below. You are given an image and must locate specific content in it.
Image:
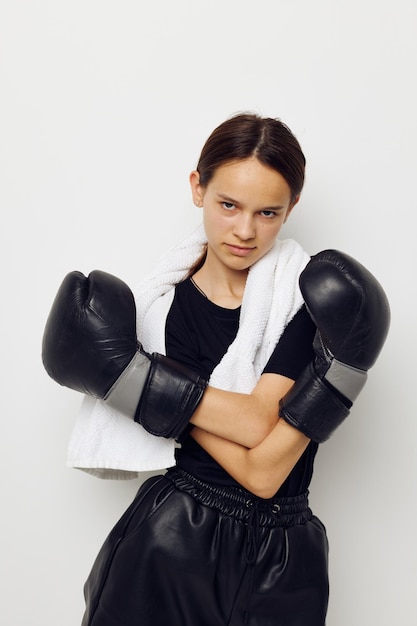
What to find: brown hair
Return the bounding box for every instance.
[196,113,306,202]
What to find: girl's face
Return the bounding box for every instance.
[190,157,298,274]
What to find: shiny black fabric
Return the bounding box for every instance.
[42,270,137,397]
[82,471,329,626]
[299,250,390,370]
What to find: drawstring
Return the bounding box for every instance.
[244,497,282,565]
[245,500,260,565]
[243,499,289,624]
[244,500,259,625]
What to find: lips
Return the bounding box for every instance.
[226,244,256,257]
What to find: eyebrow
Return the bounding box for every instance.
[216,192,285,211]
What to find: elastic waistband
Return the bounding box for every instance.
[166,467,312,528]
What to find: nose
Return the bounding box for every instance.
[233,213,256,241]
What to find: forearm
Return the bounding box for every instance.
[191,418,310,499]
[189,387,275,448]
[189,373,294,448]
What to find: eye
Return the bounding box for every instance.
[260,210,278,218]
[222,201,236,211]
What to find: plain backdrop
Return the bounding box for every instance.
[1,1,416,624]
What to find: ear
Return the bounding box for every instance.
[189,170,204,207]
[283,195,300,223]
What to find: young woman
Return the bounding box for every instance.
[42,113,390,625]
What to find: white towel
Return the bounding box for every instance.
[67,224,310,479]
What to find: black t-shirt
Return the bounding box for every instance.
[165,276,319,497]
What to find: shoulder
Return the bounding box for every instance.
[263,306,316,380]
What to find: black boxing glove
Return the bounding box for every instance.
[279,250,390,443]
[42,270,207,438]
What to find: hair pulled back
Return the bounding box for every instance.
[196,113,306,202]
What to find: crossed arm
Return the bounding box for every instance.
[188,373,311,499]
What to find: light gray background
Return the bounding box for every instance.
[1,1,415,624]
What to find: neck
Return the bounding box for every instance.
[192,258,247,309]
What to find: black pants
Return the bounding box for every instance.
[82,468,329,626]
